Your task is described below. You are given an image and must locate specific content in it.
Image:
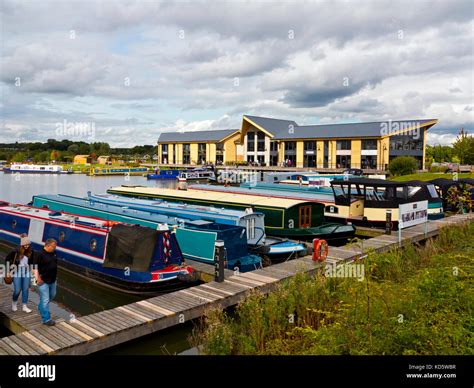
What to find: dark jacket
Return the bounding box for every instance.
[5,248,33,266]
[32,249,58,284]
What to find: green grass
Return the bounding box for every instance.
[391,172,474,182]
[193,222,474,355]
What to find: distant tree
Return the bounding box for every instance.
[452,129,474,164]
[33,151,50,163]
[67,144,79,154]
[11,152,27,163]
[389,156,418,176]
[426,145,454,163]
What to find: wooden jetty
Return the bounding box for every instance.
[0,213,471,355]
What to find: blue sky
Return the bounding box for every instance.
[0,0,472,147]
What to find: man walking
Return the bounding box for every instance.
[33,238,58,326]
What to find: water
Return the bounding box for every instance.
[0,172,198,354]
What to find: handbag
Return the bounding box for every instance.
[4,252,18,285]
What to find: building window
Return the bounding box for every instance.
[304,154,316,167]
[183,144,190,164]
[361,155,377,169]
[270,155,278,166]
[197,143,206,164]
[336,155,351,168]
[257,132,265,152]
[304,141,316,151]
[247,132,255,152]
[270,141,278,152]
[323,141,329,168]
[361,139,377,150]
[336,140,351,150]
[247,155,255,163]
[172,144,176,164]
[285,141,296,151]
[161,144,168,163]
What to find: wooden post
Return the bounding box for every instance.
[214,240,225,282]
[385,210,392,235]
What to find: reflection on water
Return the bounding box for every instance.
[0,173,197,354]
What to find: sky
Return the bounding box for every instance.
[0,0,473,147]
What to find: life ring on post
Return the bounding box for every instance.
[312,239,329,262]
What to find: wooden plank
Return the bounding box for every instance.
[116,306,153,323]
[0,345,9,355]
[2,336,29,355]
[33,328,71,351]
[0,339,21,355]
[179,287,224,302]
[136,300,174,317]
[45,326,79,347]
[238,271,277,283]
[168,292,207,309]
[148,296,193,312]
[225,277,259,288]
[206,280,250,294]
[21,331,54,354]
[200,283,235,296]
[9,334,42,355]
[58,322,93,341]
[69,319,104,338]
[178,289,216,303]
[126,304,165,320]
[99,309,142,328]
[80,315,118,334]
[95,311,134,330]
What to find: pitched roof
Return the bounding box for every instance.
[243,115,437,139]
[158,129,239,143]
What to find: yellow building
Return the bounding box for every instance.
[73,155,92,165]
[157,129,241,165]
[157,115,438,170]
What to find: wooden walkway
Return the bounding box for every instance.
[0,213,471,355]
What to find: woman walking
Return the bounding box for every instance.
[5,236,33,313]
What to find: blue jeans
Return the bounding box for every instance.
[12,271,30,304]
[37,281,57,323]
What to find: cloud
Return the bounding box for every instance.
[0,0,472,146]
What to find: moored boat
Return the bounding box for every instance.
[106,186,356,244]
[178,167,216,181]
[3,164,72,174]
[88,167,148,176]
[31,194,262,271]
[0,202,193,294]
[87,192,307,259]
[146,169,181,179]
[327,178,444,228]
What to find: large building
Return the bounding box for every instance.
[157,115,438,170]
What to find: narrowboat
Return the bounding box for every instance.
[262,172,358,187]
[178,167,216,181]
[106,186,356,243]
[0,202,193,294]
[146,169,181,179]
[86,192,307,259]
[429,177,474,211]
[3,164,72,174]
[326,178,444,228]
[192,183,335,203]
[88,167,149,176]
[31,194,262,272]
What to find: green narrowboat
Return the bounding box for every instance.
[107,186,356,243]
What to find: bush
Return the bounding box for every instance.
[389,156,418,176]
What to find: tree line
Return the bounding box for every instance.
[0,139,156,163]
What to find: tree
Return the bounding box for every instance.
[453,128,474,164]
[389,156,418,176]
[11,152,28,163]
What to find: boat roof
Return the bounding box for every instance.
[331,178,405,187]
[190,184,333,204]
[458,178,474,185]
[108,186,313,209]
[429,178,457,187]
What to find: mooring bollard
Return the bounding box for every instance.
[214,240,225,282]
[385,209,392,235]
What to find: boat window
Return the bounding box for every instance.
[427,184,439,198]
[12,220,17,229]
[407,186,421,197]
[40,167,45,170]
[59,231,66,242]
[90,239,97,252]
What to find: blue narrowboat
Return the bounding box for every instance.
[31,194,262,272]
[0,202,193,294]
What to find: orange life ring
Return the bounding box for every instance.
[312,238,329,262]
